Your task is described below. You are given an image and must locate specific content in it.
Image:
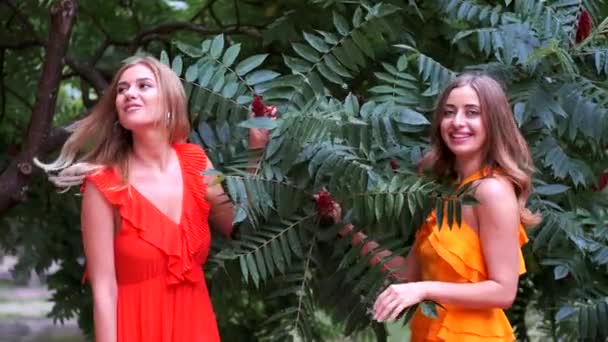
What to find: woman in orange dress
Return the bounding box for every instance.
[340,72,540,341]
[35,57,271,342]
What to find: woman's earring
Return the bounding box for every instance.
[166,112,172,126]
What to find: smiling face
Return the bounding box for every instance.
[439,85,487,161]
[114,64,163,131]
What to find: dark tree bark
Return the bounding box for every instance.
[0,0,78,215]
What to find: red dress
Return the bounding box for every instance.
[82,143,220,342]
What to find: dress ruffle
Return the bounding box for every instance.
[411,167,529,341]
[418,211,528,283]
[411,304,518,342]
[81,143,211,285]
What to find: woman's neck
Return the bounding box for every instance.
[454,154,485,183]
[130,130,172,172]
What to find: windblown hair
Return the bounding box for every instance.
[418,72,541,226]
[35,56,190,190]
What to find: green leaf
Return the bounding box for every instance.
[351,31,374,59]
[394,193,404,219]
[271,239,286,274]
[435,198,444,230]
[598,302,608,338]
[553,265,569,280]
[580,304,589,339]
[555,305,576,321]
[303,32,330,53]
[238,117,278,130]
[333,46,359,72]
[374,195,384,223]
[447,199,454,229]
[160,50,170,66]
[239,255,249,283]
[233,207,247,225]
[255,249,267,281]
[317,62,343,85]
[210,34,225,59]
[420,301,438,319]
[353,7,364,27]
[345,93,359,116]
[246,253,260,287]
[287,228,303,258]
[455,200,462,228]
[222,44,241,67]
[245,70,281,85]
[235,54,268,76]
[333,12,350,36]
[221,81,239,98]
[385,193,395,221]
[171,55,183,77]
[397,55,408,71]
[401,305,418,325]
[323,55,352,78]
[175,41,203,57]
[317,30,339,45]
[395,108,430,125]
[201,39,211,53]
[293,43,321,63]
[185,64,198,82]
[461,195,479,205]
[535,184,570,196]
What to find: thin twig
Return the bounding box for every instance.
[234,0,241,26]
[0,49,5,123]
[5,86,33,110]
[209,4,224,28]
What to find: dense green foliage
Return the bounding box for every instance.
[1,0,608,341]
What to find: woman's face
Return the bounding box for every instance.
[114,64,163,131]
[439,85,487,160]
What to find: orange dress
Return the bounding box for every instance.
[410,168,528,342]
[82,143,220,342]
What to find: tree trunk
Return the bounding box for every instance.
[0,0,78,215]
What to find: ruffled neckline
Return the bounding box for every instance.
[417,165,528,282]
[82,143,212,285]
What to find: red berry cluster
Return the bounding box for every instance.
[251,96,278,118]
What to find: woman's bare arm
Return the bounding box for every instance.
[205,160,236,238]
[81,182,117,342]
[340,225,420,282]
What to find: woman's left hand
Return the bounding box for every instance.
[372,282,426,322]
[248,126,272,149]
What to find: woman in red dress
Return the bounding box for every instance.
[36,57,271,341]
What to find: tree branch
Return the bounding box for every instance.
[190,0,218,22]
[3,0,43,42]
[234,0,241,26]
[209,5,224,28]
[0,0,78,215]
[0,49,5,123]
[132,21,263,43]
[79,80,94,109]
[64,56,108,94]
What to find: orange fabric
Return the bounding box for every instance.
[81,143,220,342]
[410,167,528,342]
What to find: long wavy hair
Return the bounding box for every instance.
[35,56,190,190]
[418,72,541,226]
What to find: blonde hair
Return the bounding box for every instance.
[35,56,190,190]
[418,72,541,226]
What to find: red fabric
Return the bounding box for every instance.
[81,143,219,342]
